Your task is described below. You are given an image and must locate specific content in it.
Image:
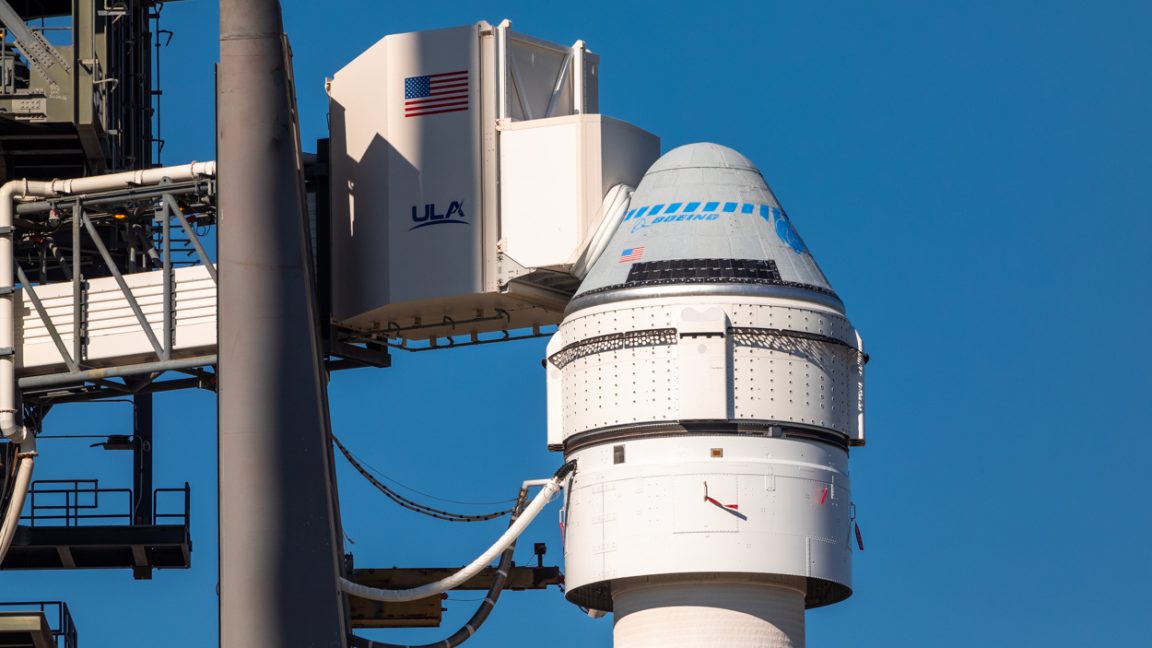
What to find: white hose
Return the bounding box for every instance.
[0,435,36,565]
[339,476,565,603]
[570,184,632,280]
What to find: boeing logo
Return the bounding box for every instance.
[626,201,807,253]
[410,200,468,230]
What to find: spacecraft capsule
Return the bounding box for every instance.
[545,143,866,648]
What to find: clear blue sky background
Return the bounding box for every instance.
[8,1,1152,646]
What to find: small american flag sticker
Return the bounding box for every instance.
[404,70,469,118]
[619,247,645,262]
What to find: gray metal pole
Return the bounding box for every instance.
[217,2,347,646]
[131,393,153,581]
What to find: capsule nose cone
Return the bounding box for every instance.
[571,143,841,312]
[645,142,760,174]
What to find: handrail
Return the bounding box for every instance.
[19,479,190,529]
[0,600,77,648]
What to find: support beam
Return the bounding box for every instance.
[132,393,154,581]
[217,1,347,647]
[17,355,217,390]
[345,566,562,629]
[132,393,153,525]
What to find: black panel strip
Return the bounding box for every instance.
[729,326,865,360]
[562,420,850,454]
[566,574,852,612]
[548,328,677,369]
[549,326,865,370]
[579,258,840,299]
[626,258,781,284]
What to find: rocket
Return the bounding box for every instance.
[545,143,866,648]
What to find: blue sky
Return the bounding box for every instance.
[9,1,1152,646]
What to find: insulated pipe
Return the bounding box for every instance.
[0,178,51,444]
[349,486,533,648]
[339,466,573,603]
[0,435,34,565]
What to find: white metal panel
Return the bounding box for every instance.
[327,23,658,342]
[499,117,582,268]
[546,331,565,450]
[562,435,852,599]
[328,24,485,322]
[499,115,659,271]
[552,295,861,440]
[675,307,729,420]
[17,265,216,373]
[673,474,738,534]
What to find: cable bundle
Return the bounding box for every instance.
[331,434,515,522]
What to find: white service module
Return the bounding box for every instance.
[17,265,216,375]
[327,21,658,343]
[546,144,866,648]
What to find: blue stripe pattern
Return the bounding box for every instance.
[623,201,783,223]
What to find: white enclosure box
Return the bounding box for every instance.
[327,24,486,331]
[499,115,659,271]
[327,21,658,343]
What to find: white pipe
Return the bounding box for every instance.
[571,184,631,280]
[0,435,35,564]
[0,162,216,567]
[0,178,51,443]
[339,476,564,603]
[572,39,585,114]
[496,20,510,121]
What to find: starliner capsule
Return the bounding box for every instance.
[545,143,866,648]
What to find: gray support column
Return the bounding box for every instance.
[132,393,153,527]
[217,2,347,646]
[132,392,153,581]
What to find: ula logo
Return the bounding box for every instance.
[410,200,468,230]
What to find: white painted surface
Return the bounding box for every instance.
[613,580,806,648]
[562,435,852,597]
[17,265,216,373]
[548,294,864,442]
[500,115,658,270]
[327,23,658,341]
[327,24,485,324]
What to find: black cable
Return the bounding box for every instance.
[333,439,516,506]
[332,434,515,523]
[346,461,578,648]
[349,486,531,648]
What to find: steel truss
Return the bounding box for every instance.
[12,178,218,409]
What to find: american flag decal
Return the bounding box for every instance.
[619,247,645,262]
[404,70,469,118]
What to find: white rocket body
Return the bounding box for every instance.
[545,144,866,647]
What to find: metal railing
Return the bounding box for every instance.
[14,179,218,397]
[0,600,78,648]
[19,478,189,529]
